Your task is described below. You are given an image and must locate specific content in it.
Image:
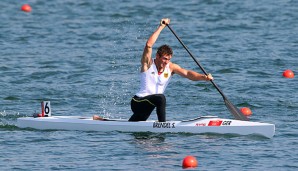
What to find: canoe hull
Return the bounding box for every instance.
[17,116,275,138]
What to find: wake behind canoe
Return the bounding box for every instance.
[17,115,275,138]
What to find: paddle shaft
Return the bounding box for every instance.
[165,23,248,121]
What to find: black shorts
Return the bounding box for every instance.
[129,94,166,122]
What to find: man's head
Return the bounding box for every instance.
[157,44,173,57]
[155,45,173,68]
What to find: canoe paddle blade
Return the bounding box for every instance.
[224,98,248,121]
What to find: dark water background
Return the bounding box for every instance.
[1,0,297,170]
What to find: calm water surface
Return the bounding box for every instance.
[1,0,297,170]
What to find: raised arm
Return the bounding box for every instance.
[141,18,170,72]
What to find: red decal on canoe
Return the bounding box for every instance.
[208,120,223,126]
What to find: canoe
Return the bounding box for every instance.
[17,101,275,138]
[17,115,275,138]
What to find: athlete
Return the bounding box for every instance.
[128,18,213,122]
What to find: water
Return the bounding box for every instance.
[1,0,297,170]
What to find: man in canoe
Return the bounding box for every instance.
[93,18,213,122]
[127,18,213,122]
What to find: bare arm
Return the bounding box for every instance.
[170,63,213,81]
[141,18,170,72]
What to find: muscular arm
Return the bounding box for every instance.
[141,19,170,72]
[170,63,213,81]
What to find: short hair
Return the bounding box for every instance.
[157,44,173,56]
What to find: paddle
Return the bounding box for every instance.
[164,23,248,121]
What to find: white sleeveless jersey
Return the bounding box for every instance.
[136,61,172,97]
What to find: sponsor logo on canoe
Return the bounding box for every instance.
[196,123,206,126]
[208,120,232,126]
[153,122,175,128]
[221,121,232,126]
[208,120,223,126]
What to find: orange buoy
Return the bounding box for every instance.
[240,107,252,116]
[21,4,32,12]
[182,156,198,169]
[283,69,294,78]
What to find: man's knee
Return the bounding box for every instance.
[156,94,166,104]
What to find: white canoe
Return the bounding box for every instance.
[17,115,275,138]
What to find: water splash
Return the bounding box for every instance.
[0,110,22,129]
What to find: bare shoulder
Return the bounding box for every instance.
[169,62,179,69]
[169,62,187,76]
[170,62,182,72]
